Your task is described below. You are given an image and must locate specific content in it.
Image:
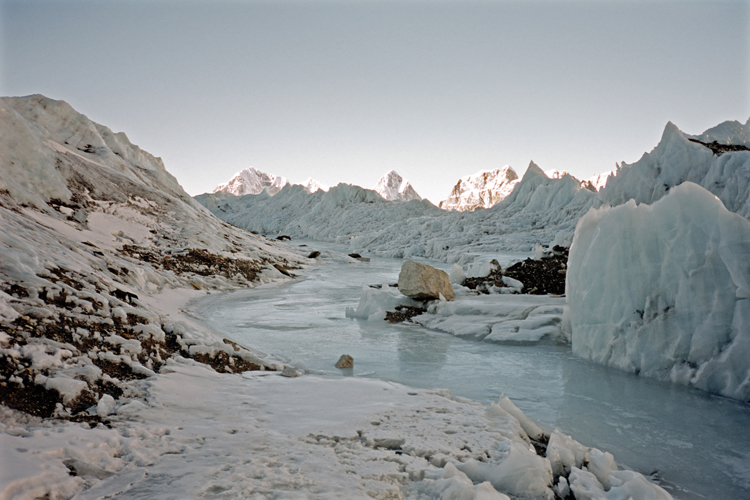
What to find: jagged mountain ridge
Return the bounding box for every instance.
[439,166,520,211]
[212,167,289,196]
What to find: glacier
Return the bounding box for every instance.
[2,93,750,499]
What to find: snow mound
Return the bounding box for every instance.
[374,170,422,201]
[567,182,750,401]
[212,166,289,196]
[0,94,301,422]
[439,166,520,211]
[600,120,750,218]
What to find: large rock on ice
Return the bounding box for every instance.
[566,182,750,401]
[398,261,456,301]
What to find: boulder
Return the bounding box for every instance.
[397,261,456,301]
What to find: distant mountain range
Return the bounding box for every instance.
[210,168,422,202]
[209,163,615,211]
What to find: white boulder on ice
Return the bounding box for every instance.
[567,182,750,401]
[212,167,289,196]
[439,166,520,211]
[374,170,422,201]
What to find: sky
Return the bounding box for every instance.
[1,0,748,204]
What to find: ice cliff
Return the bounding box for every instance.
[567,182,750,401]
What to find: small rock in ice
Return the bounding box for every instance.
[335,354,354,369]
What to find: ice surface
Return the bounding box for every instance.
[567,182,750,401]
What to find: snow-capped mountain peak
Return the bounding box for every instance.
[439,166,520,211]
[581,169,615,192]
[212,167,289,197]
[301,177,328,193]
[374,170,422,201]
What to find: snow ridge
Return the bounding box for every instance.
[439,166,519,211]
[374,170,422,201]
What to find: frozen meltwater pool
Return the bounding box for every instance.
[195,244,750,500]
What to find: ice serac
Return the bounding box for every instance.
[599,120,750,218]
[398,261,456,301]
[212,167,289,196]
[439,166,520,211]
[374,170,422,201]
[567,182,750,401]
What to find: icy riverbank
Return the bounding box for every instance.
[196,246,750,500]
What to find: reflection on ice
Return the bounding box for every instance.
[195,244,750,500]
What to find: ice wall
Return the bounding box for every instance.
[567,182,750,401]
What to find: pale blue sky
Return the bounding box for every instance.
[2,0,748,203]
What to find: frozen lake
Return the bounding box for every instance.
[195,243,750,500]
